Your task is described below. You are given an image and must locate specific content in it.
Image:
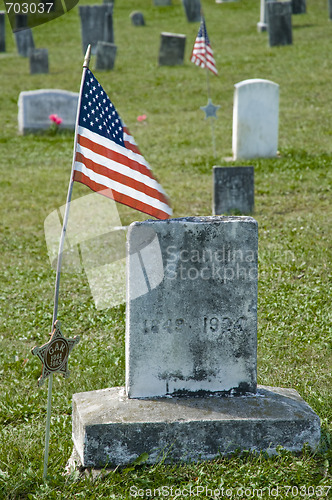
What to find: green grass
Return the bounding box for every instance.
[0,0,331,498]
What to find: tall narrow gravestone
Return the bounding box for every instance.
[266,1,292,47]
[213,166,254,215]
[158,32,186,66]
[292,0,306,14]
[232,79,279,160]
[182,0,201,22]
[0,11,5,52]
[79,4,114,55]
[329,0,332,20]
[14,15,35,57]
[72,216,320,467]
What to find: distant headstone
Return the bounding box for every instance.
[292,0,306,14]
[14,27,35,57]
[15,13,28,30]
[266,1,292,47]
[79,4,114,55]
[0,11,5,52]
[213,167,254,215]
[257,0,268,32]
[154,0,171,5]
[232,79,279,160]
[29,49,49,74]
[130,11,145,26]
[95,41,117,70]
[18,89,78,134]
[126,216,258,398]
[182,0,201,22]
[158,32,186,66]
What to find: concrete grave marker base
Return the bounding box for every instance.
[72,385,320,467]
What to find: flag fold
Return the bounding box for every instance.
[190,16,218,76]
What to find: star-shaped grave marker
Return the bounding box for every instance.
[32,320,80,386]
[200,98,221,119]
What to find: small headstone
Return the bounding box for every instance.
[79,4,114,55]
[15,13,28,30]
[213,167,254,215]
[14,28,35,57]
[158,32,186,66]
[0,11,5,52]
[130,11,145,26]
[126,216,258,398]
[154,0,171,5]
[257,0,268,32]
[266,1,292,47]
[232,78,279,160]
[329,0,332,20]
[95,41,117,70]
[18,89,78,134]
[182,0,201,22]
[292,0,306,14]
[29,48,49,74]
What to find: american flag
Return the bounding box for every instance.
[73,69,172,220]
[190,17,218,76]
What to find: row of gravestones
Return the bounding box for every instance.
[18,78,279,166]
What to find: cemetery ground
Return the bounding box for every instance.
[0,0,331,498]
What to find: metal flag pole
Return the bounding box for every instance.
[43,44,91,480]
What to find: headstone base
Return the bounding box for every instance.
[257,21,267,32]
[72,385,320,468]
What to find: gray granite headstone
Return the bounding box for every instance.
[182,0,201,22]
[126,216,258,398]
[0,12,5,52]
[130,11,145,26]
[292,0,306,14]
[79,4,114,55]
[95,41,117,70]
[266,1,292,47]
[213,167,254,215]
[29,48,49,74]
[329,0,332,20]
[18,89,78,134]
[14,26,35,57]
[158,32,186,66]
[154,0,171,5]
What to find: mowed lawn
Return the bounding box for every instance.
[0,0,331,498]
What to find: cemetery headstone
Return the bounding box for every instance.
[154,0,171,5]
[0,11,5,52]
[266,1,292,47]
[15,13,28,30]
[213,167,254,215]
[292,0,306,14]
[29,48,49,74]
[158,32,186,66]
[257,0,268,32]
[95,41,117,70]
[14,15,35,57]
[71,215,321,467]
[182,0,201,22]
[329,0,332,20]
[79,4,114,55]
[232,79,279,160]
[18,89,78,134]
[130,11,145,26]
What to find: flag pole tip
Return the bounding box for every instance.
[83,45,91,68]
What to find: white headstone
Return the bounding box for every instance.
[126,216,258,398]
[18,89,78,134]
[232,79,279,160]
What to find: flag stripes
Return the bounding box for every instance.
[190,17,218,76]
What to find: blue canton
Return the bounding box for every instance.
[78,69,124,146]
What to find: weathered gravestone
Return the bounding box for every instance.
[0,11,5,52]
[95,41,117,70]
[292,0,306,14]
[71,216,321,467]
[257,0,268,32]
[158,32,186,66]
[18,89,78,134]
[29,48,49,74]
[182,0,201,22]
[14,15,35,57]
[130,11,145,26]
[266,1,292,47]
[213,167,254,215]
[79,4,114,55]
[329,0,332,20]
[232,79,279,160]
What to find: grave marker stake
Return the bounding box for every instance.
[33,45,91,480]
